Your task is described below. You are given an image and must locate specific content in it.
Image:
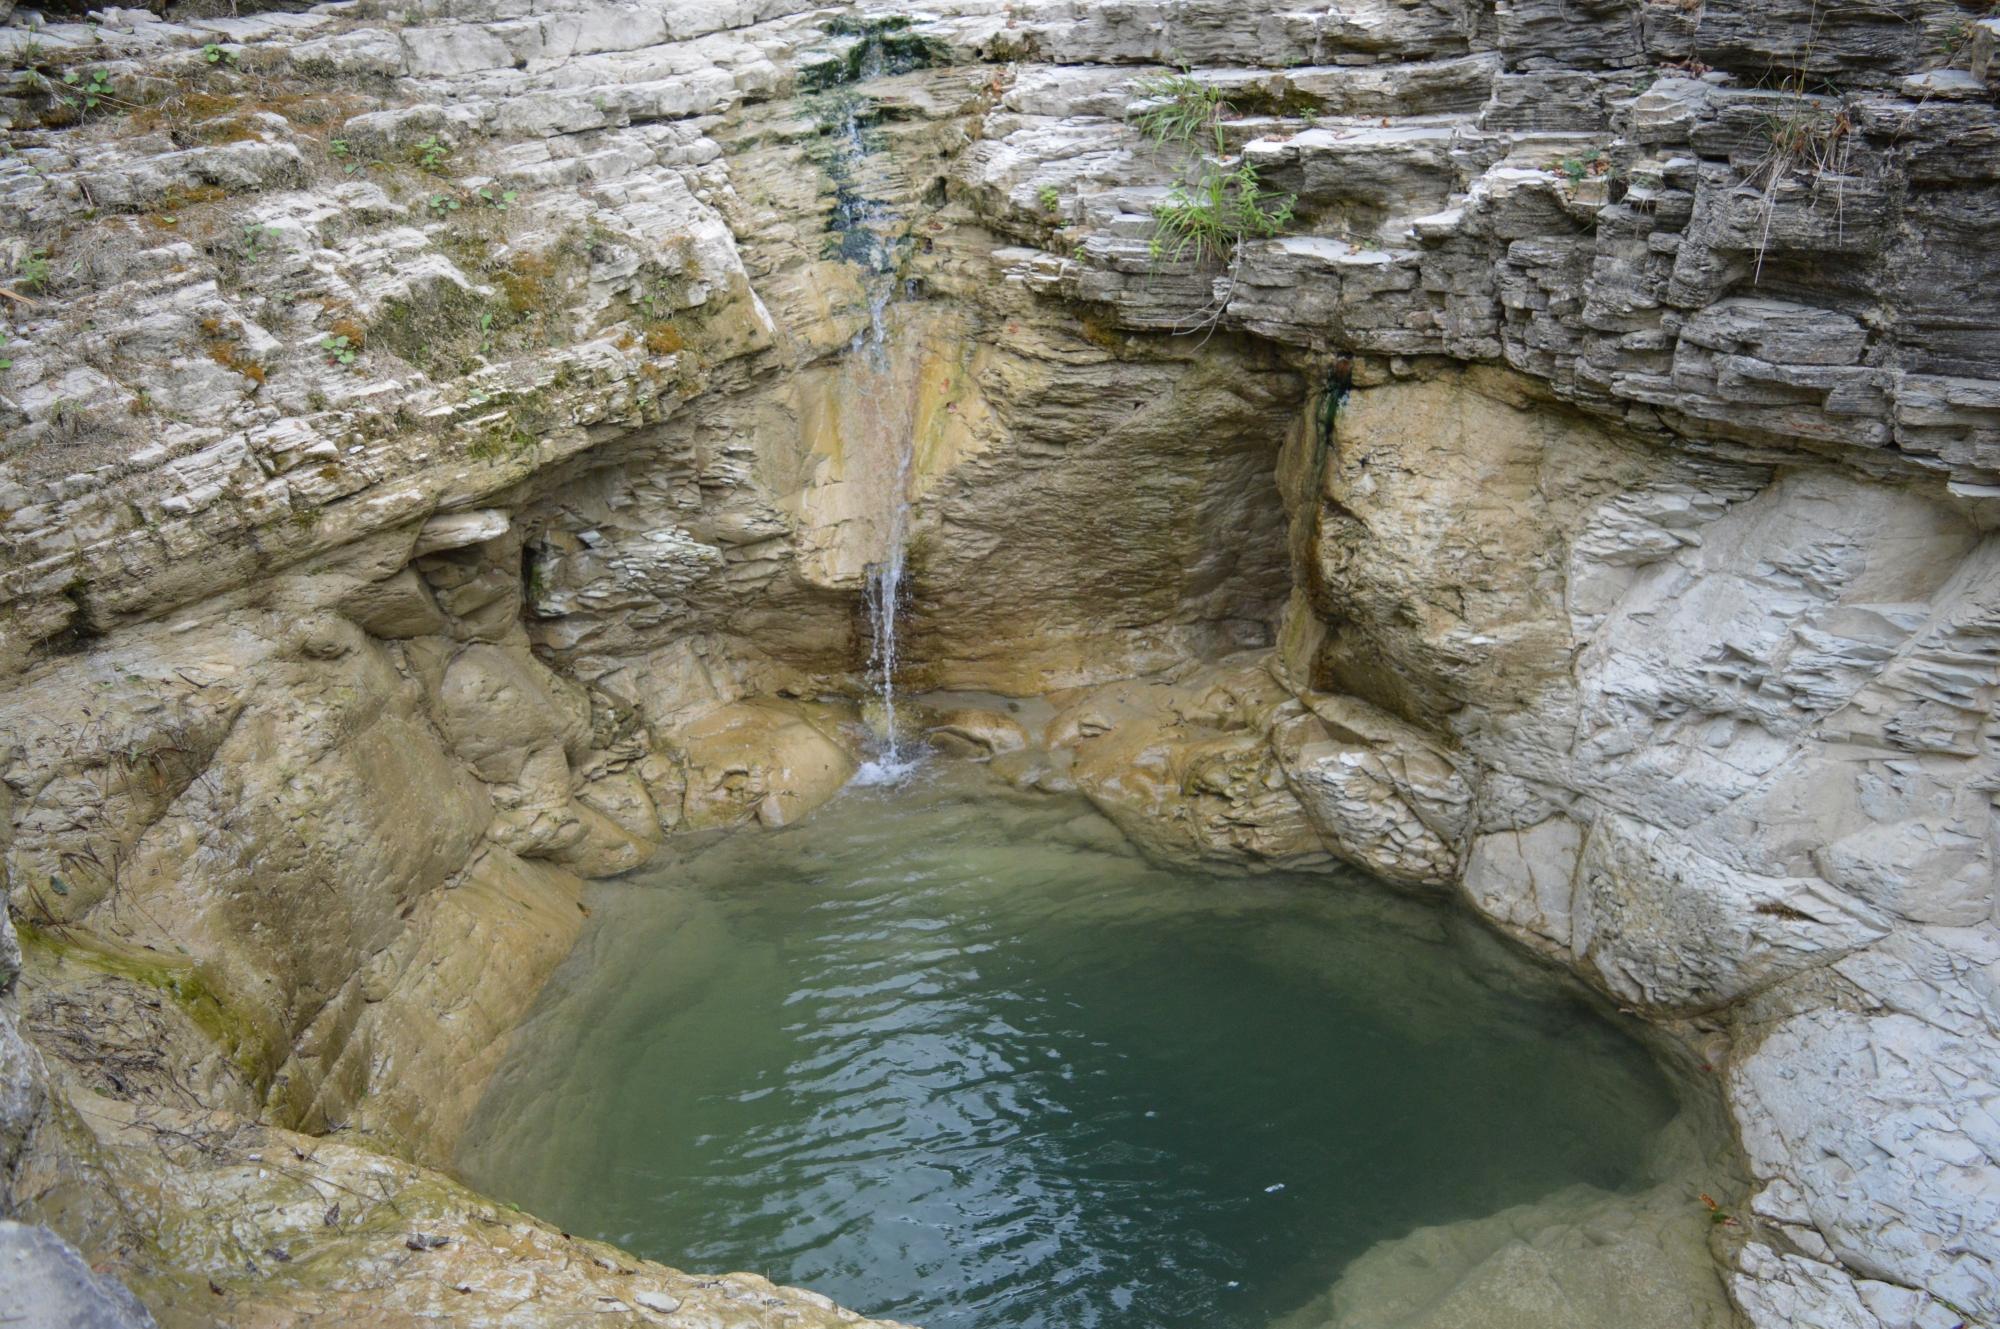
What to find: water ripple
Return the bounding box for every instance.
[460,768,1681,1329]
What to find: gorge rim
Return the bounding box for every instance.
[2,3,1997,1329]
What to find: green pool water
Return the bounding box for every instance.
[457,766,1683,1329]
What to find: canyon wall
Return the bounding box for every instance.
[1,0,1996,1325]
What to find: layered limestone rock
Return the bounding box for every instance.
[1297,378,1994,1329]
[1,0,1996,1326]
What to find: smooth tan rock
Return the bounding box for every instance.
[417,546,529,645]
[1461,817,1585,953]
[676,700,860,831]
[333,847,586,1155]
[1052,659,1326,867]
[336,567,449,640]
[96,636,494,1122]
[545,800,657,878]
[923,707,1030,758]
[902,333,1302,696]
[1271,692,1472,889]
[410,509,511,558]
[434,643,591,784]
[574,767,664,846]
[482,741,586,859]
[1305,368,1660,726]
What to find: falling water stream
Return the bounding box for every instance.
[861,438,915,776]
[850,286,917,785]
[820,68,919,783]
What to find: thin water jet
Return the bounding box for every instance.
[847,289,920,785]
[820,78,923,784]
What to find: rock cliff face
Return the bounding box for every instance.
[0,0,1995,1325]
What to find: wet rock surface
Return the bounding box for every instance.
[0,0,1994,1325]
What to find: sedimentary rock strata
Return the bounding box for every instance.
[1,0,1995,1324]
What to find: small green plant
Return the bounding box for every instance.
[240,222,282,261]
[475,186,519,210]
[636,278,678,321]
[0,330,13,371]
[60,67,115,115]
[427,192,462,216]
[1037,184,1061,213]
[1737,1,1856,283]
[1935,5,1998,64]
[1747,88,1854,280]
[1149,159,1294,264]
[1698,1193,1738,1228]
[328,138,375,177]
[477,311,495,353]
[1926,1292,1979,1325]
[201,43,238,65]
[319,333,357,366]
[1557,149,1614,184]
[1760,99,1852,169]
[411,136,450,172]
[466,408,536,460]
[1129,70,1229,152]
[16,248,51,292]
[1126,64,1295,327]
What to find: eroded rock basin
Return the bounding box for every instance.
[459,765,1733,1329]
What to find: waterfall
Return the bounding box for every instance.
[861,470,912,774]
[823,83,919,784]
[851,286,918,785]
